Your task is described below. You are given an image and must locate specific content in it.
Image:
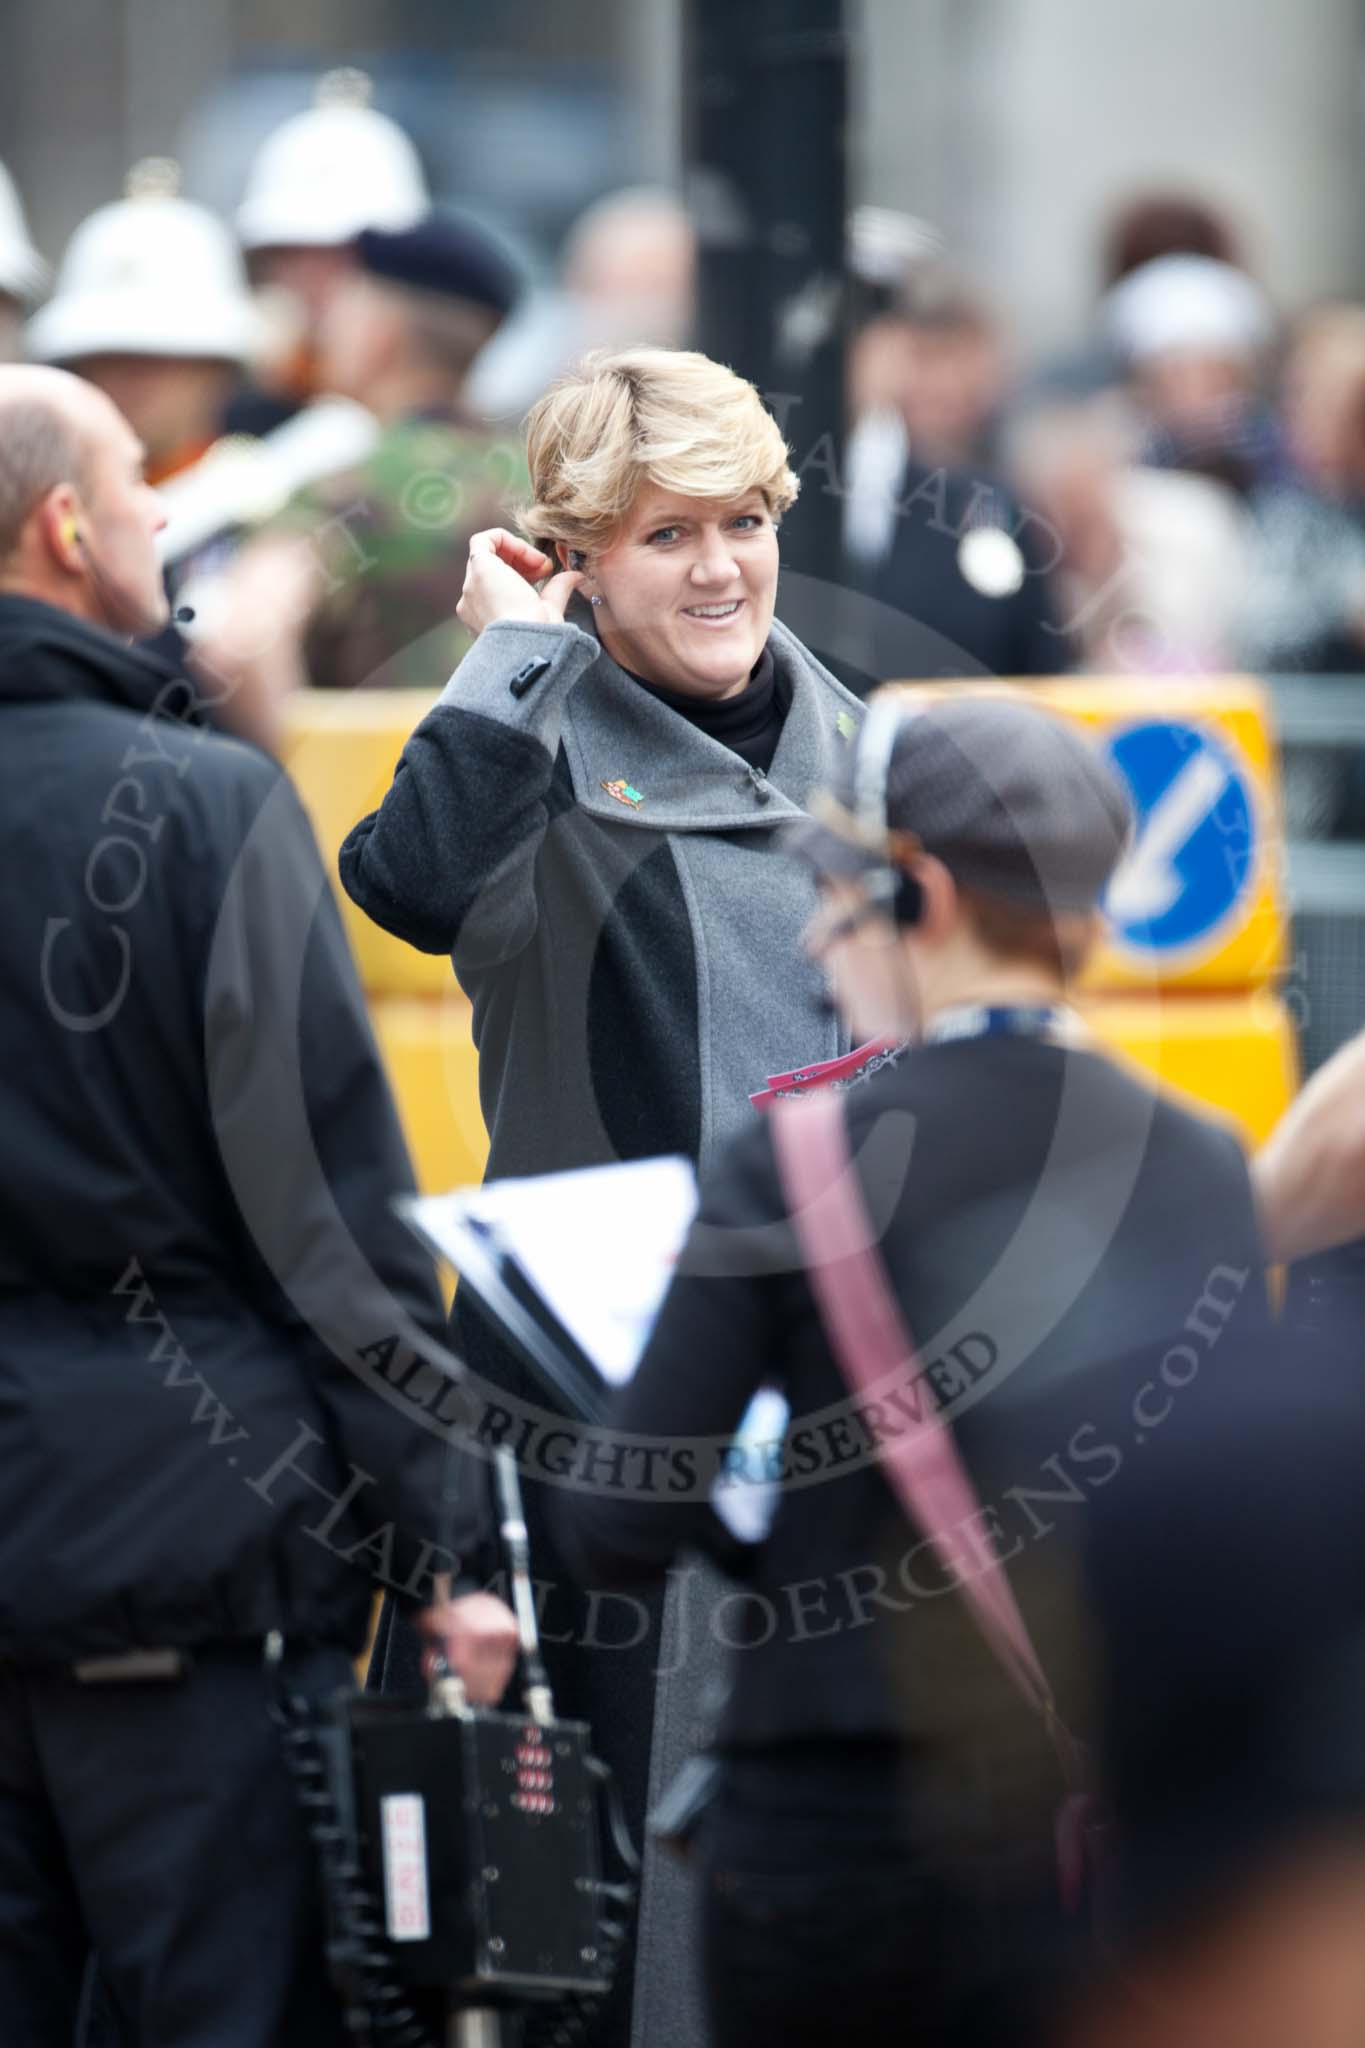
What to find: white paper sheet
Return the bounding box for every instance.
[403,1155,700,1385]
[401,1155,788,1543]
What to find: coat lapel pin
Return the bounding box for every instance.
[836,710,858,741]
[602,778,645,809]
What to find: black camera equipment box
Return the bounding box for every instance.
[338,1692,612,2002]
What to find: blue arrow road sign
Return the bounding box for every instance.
[1104,720,1255,953]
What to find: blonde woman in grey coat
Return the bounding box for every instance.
[342,346,864,2048]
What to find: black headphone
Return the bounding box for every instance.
[852,698,924,928]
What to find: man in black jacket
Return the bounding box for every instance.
[0,365,516,2044]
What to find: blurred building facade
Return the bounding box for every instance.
[0,0,680,275]
[3,0,1362,357]
[856,0,1365,354]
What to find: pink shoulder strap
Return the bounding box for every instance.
[771,1089,1085,1794]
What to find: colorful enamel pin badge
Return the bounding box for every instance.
[602,778,645,809]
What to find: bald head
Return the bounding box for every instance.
[0,364,110,565]
[0,362,167,635]
[0,360,115,422]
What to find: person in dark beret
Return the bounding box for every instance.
[197,211,529,751]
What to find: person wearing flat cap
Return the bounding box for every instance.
[198,212,528,750]
[555,692,1272,2048]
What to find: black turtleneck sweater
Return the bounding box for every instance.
[628,647,790,773]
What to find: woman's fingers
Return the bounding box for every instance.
[457,544,578,636]
[467,528,553,582]
[539,569,586,619]
[456,533,588,635]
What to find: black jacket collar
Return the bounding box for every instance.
[0,594,193,720]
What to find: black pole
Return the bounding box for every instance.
[683,0,848,600]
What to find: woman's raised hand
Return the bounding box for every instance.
[456,529,585,636]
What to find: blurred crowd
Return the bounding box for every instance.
[843,194,1365,687]
[10,66,1365,2048]
[4,74,1365,738]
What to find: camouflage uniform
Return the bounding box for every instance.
[268,410,529,692]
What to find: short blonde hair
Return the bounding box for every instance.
[519,346,799,558]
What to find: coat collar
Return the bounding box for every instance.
[0,594,191,720]
[559,613,863,833]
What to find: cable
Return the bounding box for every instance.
[521,1753,640,2048]
[493,1446,554,1723]
[589,1754,642,1884]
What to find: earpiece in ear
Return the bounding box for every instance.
[63,519,81,549]
[893,871,924,927]
[568,548,603,604]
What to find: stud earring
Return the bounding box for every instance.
[588,593,603,607]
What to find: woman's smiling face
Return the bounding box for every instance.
[582,484,780,699]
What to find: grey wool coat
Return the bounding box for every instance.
[340,608,864,2048]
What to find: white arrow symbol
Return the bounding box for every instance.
[1107,746,1231,924]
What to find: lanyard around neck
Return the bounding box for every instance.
[922,1002,1080,1048]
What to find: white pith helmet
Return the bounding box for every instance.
[236,68,428,252]
[1105,254,1274,365]
[0,158,46,302]
[27,159,260,365]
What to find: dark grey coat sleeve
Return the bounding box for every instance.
[338,619,599,963]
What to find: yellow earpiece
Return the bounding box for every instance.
[62,518,81,549]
